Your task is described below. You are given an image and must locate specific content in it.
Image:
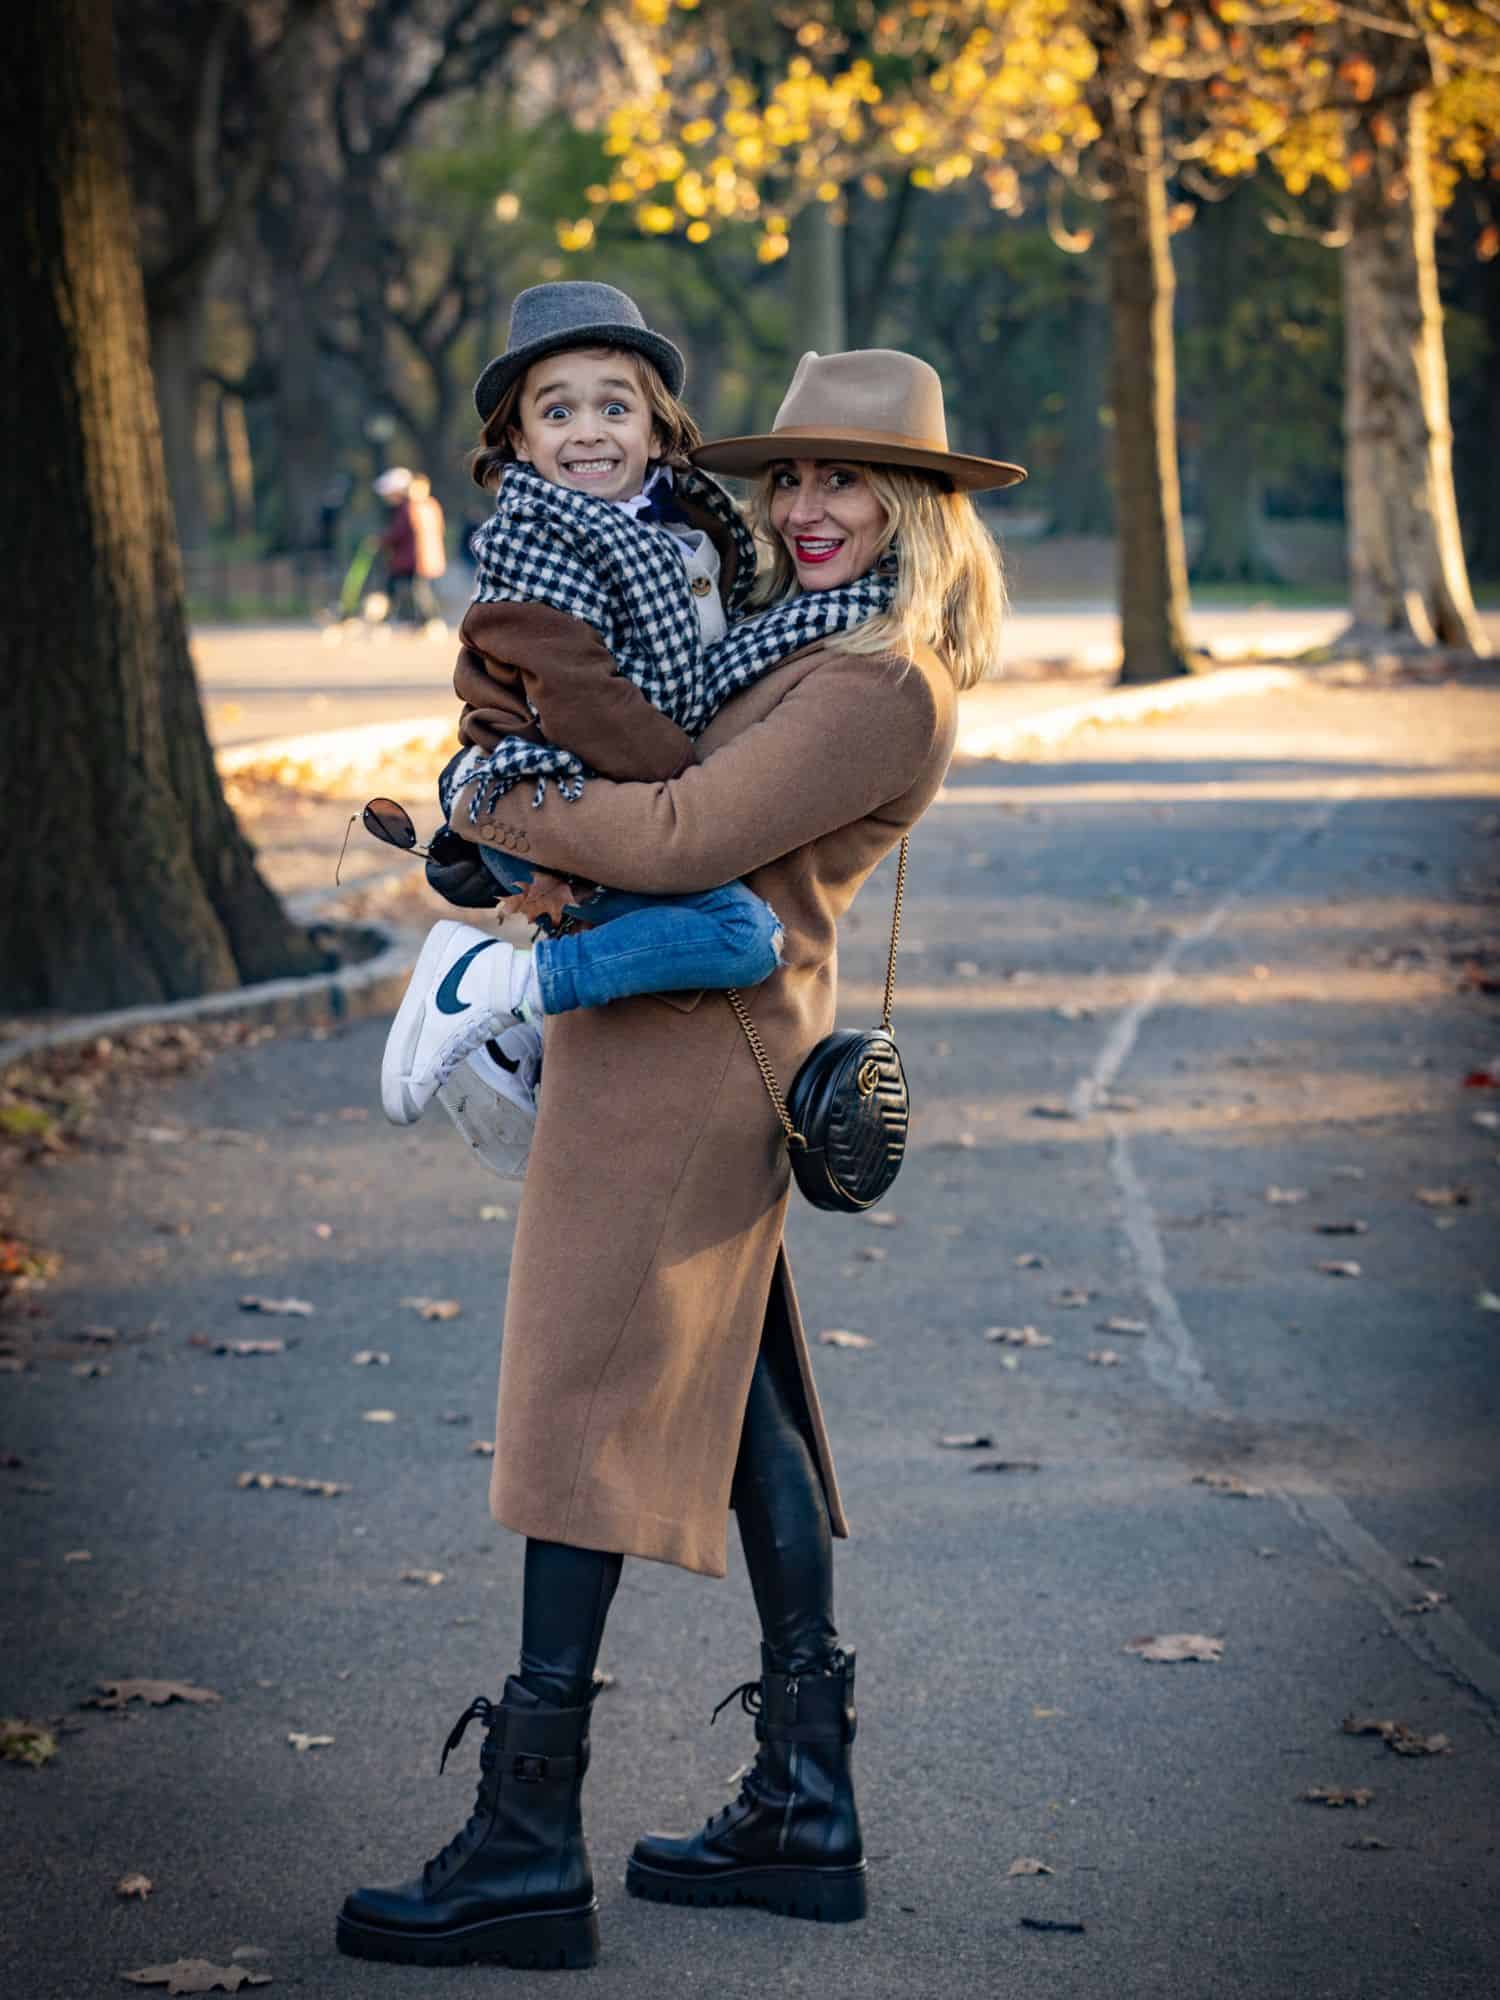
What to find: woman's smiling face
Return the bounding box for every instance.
[510,348,660,500]
[768,460,889,591]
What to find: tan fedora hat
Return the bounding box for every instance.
[692,349,1026,492]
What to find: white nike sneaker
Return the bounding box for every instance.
[437,1021,544,1180]
[380,920,543,1126]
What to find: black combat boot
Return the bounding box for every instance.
[626,1647,865,1923]
[336,1677,599,1967]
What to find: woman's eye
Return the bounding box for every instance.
[827,470,855,490]
[772,470,797,490]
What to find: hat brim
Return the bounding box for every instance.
[691,428,1026,493]
[475,327,686,423]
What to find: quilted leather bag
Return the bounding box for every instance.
[728,838,910,1214]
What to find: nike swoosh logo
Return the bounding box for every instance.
[485,1039,521,1074]
[435,939,497,1015]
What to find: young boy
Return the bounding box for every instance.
[380,283,778,1157]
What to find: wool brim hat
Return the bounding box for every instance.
[692,349,1026,493]
[474,282,686,425]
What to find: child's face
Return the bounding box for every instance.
[510,348,662,501]
[769,460,889,592]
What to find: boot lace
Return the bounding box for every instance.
[423,1695,500,1888]
[707,1679,774,1824]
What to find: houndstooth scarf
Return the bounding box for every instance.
[456,463,895,816]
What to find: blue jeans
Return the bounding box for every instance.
[479,849,782,1016]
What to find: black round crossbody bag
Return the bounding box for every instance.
[727,837,910,1214]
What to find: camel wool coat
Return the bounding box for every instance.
[452,636,957,1577]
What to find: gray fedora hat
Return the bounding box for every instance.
[473,282,686,424]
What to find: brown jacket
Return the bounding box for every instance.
[452,637,957,1576]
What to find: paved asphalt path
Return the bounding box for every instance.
[4,677,1499,1999]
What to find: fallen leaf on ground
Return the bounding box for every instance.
[1014,1251,1046,1269]
[1409,1554,1445,1570]
[1415,1186,1469,1208]
[1098,1316,1148,1336]
[1346,1836,1391,1851]
[72,1361,111,1377]
[362,1410,397,1424]
[1019,1916,1085,1934]
[64,1549,92,1562]
[1314,1221,1368,1237]
[986,1325,1052,1348]
[1302,1786,1372,1808]
[85,1680,221,1710]
[1124,1634,1224,1663]
[1331,1165,1366,1180]
[861,1213,900,1228]
[237,1472,348,1497]
[399,1570,444,1587]
[1342,1716,1452,1756]
[479,1205,511,1221]
[116,1873,153,1899]
[401,1297,461,1321]
[1055,1288,1092,1308]
[1,1717,57,1766]
[818,1329,872,1349]
[1265,1186,1308,1204]
[1029,1103,1075,1121]
[971,1459,1041,1475]
[1316,1260,1362,1278]
[122,1961,270,1994]
[938,1433,994,1450]
[1403,1590,1450,1615]
[237,1297,313,1318]
[213,1339,285,1357]
[1192,1472,1264,1497]
[856,1245,888,1263]
[351,1350,389,1367]
[1008,1857,1054,1877]
[311,1223,333,1239]
[469,1440,495,1455]
[1087,1349,1122,1367]
[287,1732,333,1753]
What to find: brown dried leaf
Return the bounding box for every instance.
[401,1297,461,1321]
[1314,1220,1368,1237]
[399,1569,444,1587]
[1402,1590,1450,1615]
[1265,1185,1308,1205]
[116,1873,153,1899]
[1123,1633,1224,1663]
[1014,1251,1046,1269]
[1415,1186,1469,1208]
[1007,1856,1055,1877]
[1087,1349,1122,1367]
[1098,1316,1148,1336]
[351,1350,389,1367]
[1192,1471,1265,1497]
[818,1329,872,1350]
[1316,1260,1362,1279]
[286,1732,334,1753]
[1029,1102,1075,1121]
[1302,1786,1373,1809]
[938,1433,994,1450]
[1409,1554,1445,1570]
[469,1439,496,1456]
[478,1205,511,1221]
[1346,1836,1391,1850]
[122,1961,270,1995]
[1341,1716,1452,1756]
[237,1296,314,1318]
[362,1410,397,1424]
[1055,1288,1092,1308]
[985,1325,1052,1348]
[860,1213,900,1228]
[85,1680,221,1710]
[236,1472,348,1498]
[213,1339,285,1358]
[971,1459,1041,1475]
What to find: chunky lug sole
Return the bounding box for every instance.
[625,1856,866,1924]
[335,1900,600,1968]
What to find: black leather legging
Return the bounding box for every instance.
[517,1342,837,1705]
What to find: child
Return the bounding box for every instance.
[381,281,777,1144]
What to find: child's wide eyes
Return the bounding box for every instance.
[541,404,571,422]
[603,401,629,418]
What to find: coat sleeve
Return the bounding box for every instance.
[455,651,944,895]
[454,601,696,782]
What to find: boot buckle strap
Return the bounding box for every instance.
[512,1752,549,1782]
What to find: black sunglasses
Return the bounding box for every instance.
[335,796,430,885]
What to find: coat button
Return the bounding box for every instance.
[691,575,712,597]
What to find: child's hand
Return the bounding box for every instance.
[498,868,581,929]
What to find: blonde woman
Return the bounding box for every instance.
[337,350,1023,1971]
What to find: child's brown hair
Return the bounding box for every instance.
[470,345,703,492]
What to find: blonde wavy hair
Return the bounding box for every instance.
[749,464,1006,692]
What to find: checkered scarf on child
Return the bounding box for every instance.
[457,462,896,816]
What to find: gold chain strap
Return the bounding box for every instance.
[728,835,909,1150]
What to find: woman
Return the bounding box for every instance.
[336,349,1024,1970]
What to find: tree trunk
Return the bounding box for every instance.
[2,0,322,1013]
[1049,271,1115,537]
[150,293,212,550]
[1340,89,1488,653]
[1188,189,1278,585]
[786,201,847,356]
[1098,75,1196,681]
